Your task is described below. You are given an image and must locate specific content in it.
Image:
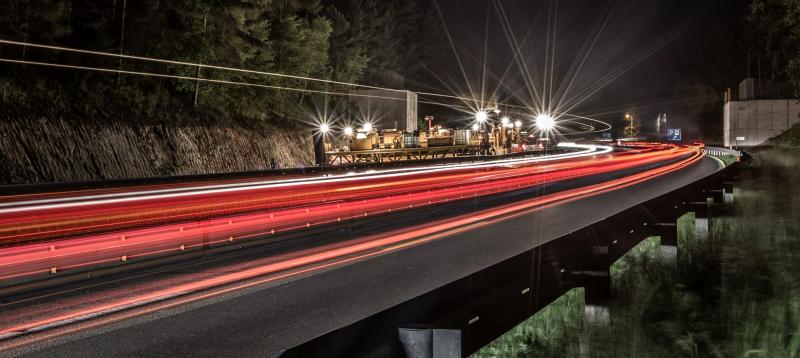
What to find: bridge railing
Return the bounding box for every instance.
[703,146,741,157]
[703,146,742,167]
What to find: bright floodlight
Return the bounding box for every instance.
[501,117,510,125]
[363,122,373,132]
[319,123,330,134]
[344,126,353,136]
[476,112,488,123]
[535,113,555,130]
[472,123,480,131]
[514,120,522,128]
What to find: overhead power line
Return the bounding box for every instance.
[0,39,525,110]
[0,39,610,133]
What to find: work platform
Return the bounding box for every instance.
[325,145,481,165]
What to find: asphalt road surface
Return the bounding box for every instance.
[0,151,722,357]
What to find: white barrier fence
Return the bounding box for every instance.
[703,146,741,157]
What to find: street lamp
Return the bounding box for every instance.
[535,113,555,130]
[624,112,637,138]
[476,112,488,123]
[362,122,373,132]
[343,126,353,137]
[501,117,510,126]
[514,120,522,128]
[472,123,480,131]
[319,123,330,134]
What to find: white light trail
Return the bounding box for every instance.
[0,144,612,214]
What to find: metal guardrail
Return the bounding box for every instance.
[704,146,741,157]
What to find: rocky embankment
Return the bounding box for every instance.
[0,113,315,185]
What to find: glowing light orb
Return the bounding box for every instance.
[472,123,480,131]
[344,126,353,136]
[501,117,510,126]
[476,112,488,123]
[535,113,555,130]
[514,120,522,128]
[362,123,373,132]
[319,123,330,134]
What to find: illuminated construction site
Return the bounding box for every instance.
[321,91,556,165]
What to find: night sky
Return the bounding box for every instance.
[429,0,750,139]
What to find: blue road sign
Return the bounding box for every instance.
[667,128,682,141]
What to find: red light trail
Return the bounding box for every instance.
[0,144,703,348]
[0,145,693,283]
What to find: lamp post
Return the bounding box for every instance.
[624,112,638,139]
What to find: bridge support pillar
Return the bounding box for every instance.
[398,326,461,358]
[581,268,611,326]
[653,223,678,266]
[722,182,735,204]
[707,189,724,205]
[691,201,709,241]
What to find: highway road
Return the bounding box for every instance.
[0,143,719,357]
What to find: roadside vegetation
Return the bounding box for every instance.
[474,147,800,357]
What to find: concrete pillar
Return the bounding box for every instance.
[653,222,678,265]
[582,269,611,326]
[691,201,709,240]
[432,330,461,358]
[583,304,610,326]
[722,182,735,204]
[398,326,461,358]
[707,189,724,204]
[398,326,433,358]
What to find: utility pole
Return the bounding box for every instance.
[656,113,667,141]
[194,13,208,107]
[116,0,127,85]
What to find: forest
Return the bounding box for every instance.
[0,0,798,137]
[0,0,449,124]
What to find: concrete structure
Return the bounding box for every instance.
[724,99,800,147]
[350,90,418,132]
[724,79,800,147]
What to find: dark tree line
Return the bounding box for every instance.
[0,0,449,122]
[667,0,800,142]
[749,0,800,96]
